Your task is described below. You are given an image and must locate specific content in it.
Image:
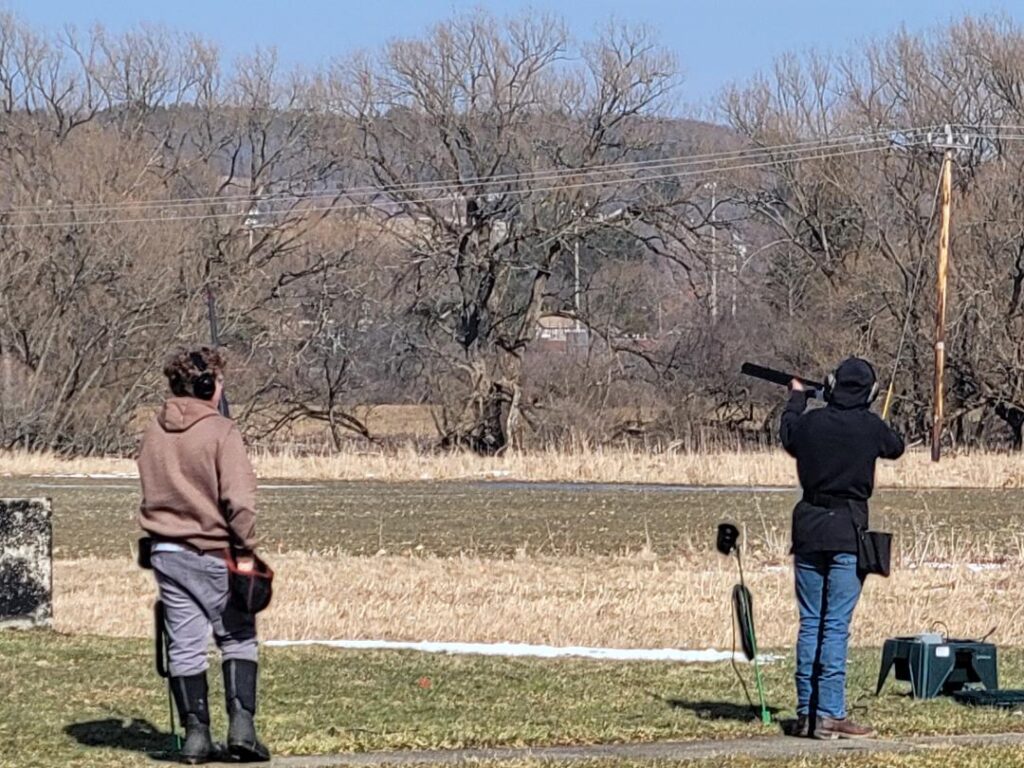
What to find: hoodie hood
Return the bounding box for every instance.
[827,357,877,410]
[157,396,220,433]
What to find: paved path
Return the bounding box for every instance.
[254,732,1024,766]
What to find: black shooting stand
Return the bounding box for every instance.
[876,635,998,699]
[716,522,772,726]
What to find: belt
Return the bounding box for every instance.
[151,537,229,557]
[802,492,867,510]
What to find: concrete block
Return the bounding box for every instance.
[0,498,52,628]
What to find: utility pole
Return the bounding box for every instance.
[730,248,737,318]
[709,182,718,321]
[731,236,744,319]
[931,124,967,462]
[244,203,259,250]
[573,222,581,331]
[206,287,230,418]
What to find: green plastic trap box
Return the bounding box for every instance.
[876,635,997,699]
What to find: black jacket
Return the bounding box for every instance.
[781,359,905,554]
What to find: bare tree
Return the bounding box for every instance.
[324,11,682,452]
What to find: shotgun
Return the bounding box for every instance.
[741,362,825,398]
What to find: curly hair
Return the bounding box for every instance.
[163,346,226,398]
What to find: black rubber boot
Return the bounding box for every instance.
[170,673,213,765]
[223,659,271,762]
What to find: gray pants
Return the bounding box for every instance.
[153,549,258,677]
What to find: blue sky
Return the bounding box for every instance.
[6,0,1017,109]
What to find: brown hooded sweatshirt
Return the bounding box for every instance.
[137,396,258,553]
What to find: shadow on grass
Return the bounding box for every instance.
[667,699,782,723]
[64,718,177,760]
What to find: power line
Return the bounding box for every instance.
[1,125,935,215]
[0,141,920,231]
[5,121,1023,221]
[0,125,947,219]
[0,143,924,230]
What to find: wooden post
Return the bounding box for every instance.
[932,149,953,462]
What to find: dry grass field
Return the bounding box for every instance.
[55,553,1023,649]
[4,445,1024,487]
[3,460,1021,649]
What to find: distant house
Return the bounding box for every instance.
[536,314,588,353]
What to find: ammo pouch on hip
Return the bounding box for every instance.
[137,537,154,570]
[854,526,892,578]
[225,553,275,614]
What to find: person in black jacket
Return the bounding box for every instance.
[781,357,904,740]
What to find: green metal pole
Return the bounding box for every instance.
[751,643,772,725]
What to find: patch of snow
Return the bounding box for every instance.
[263,638,781,664]
[907,561,1005,573]
[34,472,138,479]
[967,563,1004,573]
[30,483,136,490]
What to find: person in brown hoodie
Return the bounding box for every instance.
[138,347,269,764]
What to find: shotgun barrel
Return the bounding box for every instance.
[740,362,825,394]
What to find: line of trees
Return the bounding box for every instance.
[1,11,1024,454]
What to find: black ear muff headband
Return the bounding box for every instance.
[824,359,879,405]
[190,352,216,401]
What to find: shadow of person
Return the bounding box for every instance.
[666,699,782,723]
[64,718,175,760]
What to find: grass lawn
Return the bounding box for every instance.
[0,475,1017,560]
[448,754,1024,768]
[5,632,1024,767]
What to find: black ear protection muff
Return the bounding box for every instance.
[824,358,879,405]
[824,372,835,403]
[190,352,216,401]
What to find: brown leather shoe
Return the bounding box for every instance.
[785,715,811,737]
[813,716,876,740]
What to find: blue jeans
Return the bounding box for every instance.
[794,552,863,719]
